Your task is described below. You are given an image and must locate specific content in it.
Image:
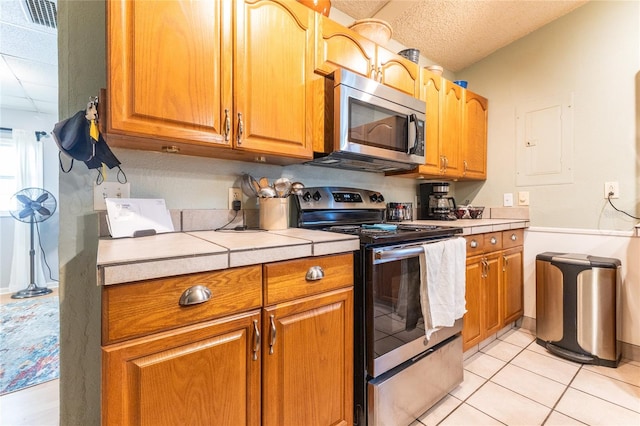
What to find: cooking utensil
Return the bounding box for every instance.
[273,178,292,198]
[259,177,270,189]
[291,182,304,195]
[258,186,276,198]
[241,173,259,197]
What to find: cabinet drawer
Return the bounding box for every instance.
[102,265,262,344]
[264,253,353,305]
[502,229,524,249]
[464,235,484,257]
[483,232,503,251]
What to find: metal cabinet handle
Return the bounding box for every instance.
[269,314,277,355]
[510,234,517,241]
[370,64,376,79]
[178,285,211,306]
[377,66,382,82]
[470,240,478,249]
[463,160,468,175]
[490,237,497,245]
[223,108,231,141]
[305,266,325,281]
[503,255,508,271]
[252,319,260,361]
[481,259,488,278]
[236,112,244,144]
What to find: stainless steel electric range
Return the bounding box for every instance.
[291,187,465,426]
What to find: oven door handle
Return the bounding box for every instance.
[373,245,426,263]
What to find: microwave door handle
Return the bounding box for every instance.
[407,113,418,154]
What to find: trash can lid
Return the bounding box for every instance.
[536,252,621,268]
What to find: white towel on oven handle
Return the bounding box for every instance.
[419,237,467,340]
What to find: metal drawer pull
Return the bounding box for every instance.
[252,319,260,361]
[470,240,478,248]
[269,314,277,355]
[178,285,212,306]
[223,108,230,141]
[236,112,244,144]
[510,234,517,241]
[490,237,497,245]
[305,266,325,281]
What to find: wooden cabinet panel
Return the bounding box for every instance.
[418,69,443,175]
[502,246,524,324]
[502,229,524,250]
[462,256,483,350]
[262,288,353,426]
[264,253,353,305]
[483,252,502,336]
[440,79,463,177]
[315,15,376,78]
[464,234,484,257]
[102,311,261,426]
[107,0,232,146]
[483,232,503,251]
[461,90,488,180]
[234,0,314,158]
[102,266,262,344]
[376,47,420,97]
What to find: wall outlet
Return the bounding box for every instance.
[503,193,514,207]
[604,182,619,199]
[94,182,130,210]
[518,191,530,206]
[228,187,242,209]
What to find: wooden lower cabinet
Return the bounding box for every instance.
[102,253,354,425]
[102,311,261,426]
[262,287,353,426]
[462,230,524,351]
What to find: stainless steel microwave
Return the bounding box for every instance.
[307,68,426,173]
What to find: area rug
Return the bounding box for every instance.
[0,296,59,395]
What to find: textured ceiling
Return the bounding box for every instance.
[332,0,588,71]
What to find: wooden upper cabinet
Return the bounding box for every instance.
[376,46,420,97]
[315,14,376,78]
[107,0,232,147]
[440,79,463,177]
[461,90,488,180]
[234,0,314,159]
[417,69,444,176]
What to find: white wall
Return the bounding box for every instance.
[454,0,639,232]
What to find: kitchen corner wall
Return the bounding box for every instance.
[57,1,418,424]
[454,1,640,351]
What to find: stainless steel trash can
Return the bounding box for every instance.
[536,252,621,367]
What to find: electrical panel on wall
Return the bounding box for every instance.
[515,93,574,186]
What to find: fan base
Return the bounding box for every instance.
[11,285,53,299]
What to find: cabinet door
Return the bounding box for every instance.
[235,0,314,159]
[262,288,353,426]
[376,47,420,97]
[461,90,488,180]
[462,256,483,351]
[502,247,524,324]
[315,14,376,78]
[107,0,232,146]
[417,69,443,176]
[440,80,463,177]
[483,252,502,336]
[102,311,261,426]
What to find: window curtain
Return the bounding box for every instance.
[9,129,45,292]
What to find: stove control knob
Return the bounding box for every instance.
[302,191,312,202]
[312,191,322,201]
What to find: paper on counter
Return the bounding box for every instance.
[105,198,174,238]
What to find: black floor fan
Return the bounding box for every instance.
[8,187,57,299]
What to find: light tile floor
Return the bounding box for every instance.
[411,328,640,426]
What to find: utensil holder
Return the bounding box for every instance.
[259,198,289,230]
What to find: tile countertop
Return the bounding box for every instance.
[96,228,359,286]
[405,218,530,235]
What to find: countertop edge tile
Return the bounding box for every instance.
[313,240,360,256]
[101,253,228,285]
[229,245,313,267]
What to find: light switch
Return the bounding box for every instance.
[503,193,514,207]
[518,191,530,206]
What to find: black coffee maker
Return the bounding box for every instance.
[419,182,457,220]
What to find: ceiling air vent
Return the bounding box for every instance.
[24,0,57,29]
